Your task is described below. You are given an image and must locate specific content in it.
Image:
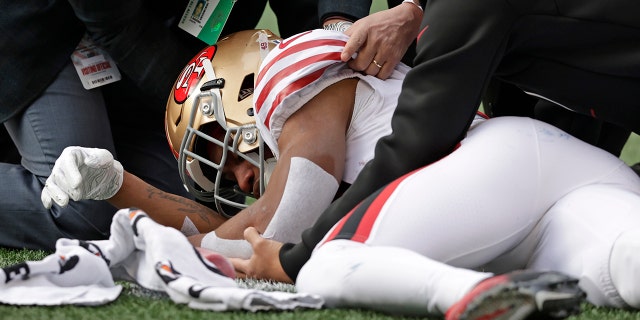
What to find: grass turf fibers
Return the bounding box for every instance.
[0,247,637,320]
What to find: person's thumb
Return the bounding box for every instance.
[243,227,262,245]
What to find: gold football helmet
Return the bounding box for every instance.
[165,29,281,217]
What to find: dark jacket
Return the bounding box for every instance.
[0,0,85,122]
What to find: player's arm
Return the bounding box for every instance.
[108,171,226,233]
[197,79,358,242]
[40,146,226,233]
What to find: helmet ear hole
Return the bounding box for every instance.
[173,111,182,126]
[238,73,255,102]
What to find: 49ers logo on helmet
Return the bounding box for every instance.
[173,46,217,104]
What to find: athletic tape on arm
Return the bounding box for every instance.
[201,231,254,259]
[262,157,338,243]
[201,157,338,258]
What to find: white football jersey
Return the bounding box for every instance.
[254,29,410,183]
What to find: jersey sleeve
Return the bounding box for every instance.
[253,29,353,158]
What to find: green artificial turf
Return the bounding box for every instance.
[0,248,638,320]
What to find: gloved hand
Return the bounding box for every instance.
[41,146,124,209]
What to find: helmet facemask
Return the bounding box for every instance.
[178,87,266,217]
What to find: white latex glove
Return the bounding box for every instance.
[41,146,124,209]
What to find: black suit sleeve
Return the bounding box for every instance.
[318,0,372,23]
[279,0,519,281]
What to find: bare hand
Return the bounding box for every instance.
[229,227,293,283]
[342,3,423,79]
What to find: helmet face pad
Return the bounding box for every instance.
[165,30,281,218]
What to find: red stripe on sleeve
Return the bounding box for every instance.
[256,38,346,86]
[255,51,343,114]
[262,68,327,128]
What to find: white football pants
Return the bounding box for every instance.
[297,117,640,315]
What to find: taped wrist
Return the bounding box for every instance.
[200,231,253,259]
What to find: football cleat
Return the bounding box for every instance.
[445,270,585,320]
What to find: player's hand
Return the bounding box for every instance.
[341,2,422,79]
[41,146,124,208]
[229,227,293,283]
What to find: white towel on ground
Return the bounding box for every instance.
[0,208,323,311]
